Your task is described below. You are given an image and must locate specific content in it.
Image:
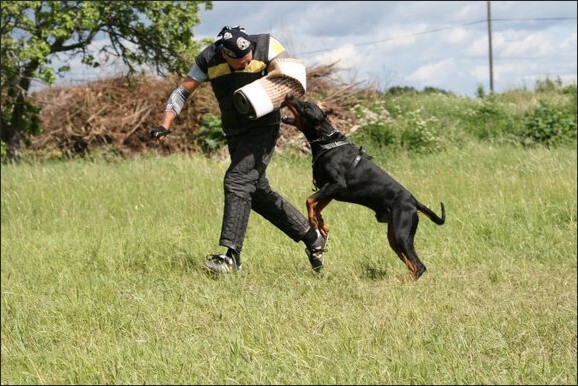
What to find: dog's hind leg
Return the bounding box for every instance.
[387,209,426,281]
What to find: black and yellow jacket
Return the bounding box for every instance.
[193,34,288,136]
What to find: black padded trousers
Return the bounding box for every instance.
[219,124,310,252]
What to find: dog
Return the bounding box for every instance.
[281,94,445,280]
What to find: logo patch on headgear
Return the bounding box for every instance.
[236,37,250,52]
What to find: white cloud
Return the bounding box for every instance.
[559,32,577,51]
[447,27,471,45]
[497,31,556,57]
[407,59,456,88]
[309,45,360,70]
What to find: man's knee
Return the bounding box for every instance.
[224,171,258,197]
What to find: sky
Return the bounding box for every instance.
[53,1,577,98]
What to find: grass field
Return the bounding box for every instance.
[1,144,576,384]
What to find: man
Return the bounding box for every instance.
[150,26,326,273]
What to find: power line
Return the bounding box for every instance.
[298,16,577,56]
[493,17,576,22]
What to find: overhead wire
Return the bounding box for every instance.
[298,16,577,56]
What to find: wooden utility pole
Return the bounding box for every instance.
[487,0,494,94]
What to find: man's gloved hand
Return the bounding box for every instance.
[150,126,171,140]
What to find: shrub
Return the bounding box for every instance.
[396,109,444,154]
[461,97,521,141]
[353,98,445,155]
[519,99,577,148]
[193,113,226,155]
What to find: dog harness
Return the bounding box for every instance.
[311,141,367,190]
[311,140,349,166]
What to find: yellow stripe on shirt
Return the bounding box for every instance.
[207,60,268,80]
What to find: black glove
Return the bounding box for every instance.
[150,126,171,139]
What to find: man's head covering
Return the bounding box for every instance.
[218,26,252,58]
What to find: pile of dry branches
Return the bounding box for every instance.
[29,63,370,159]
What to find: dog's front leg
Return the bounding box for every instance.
[315,198,331,238]
[309,181,343,238]
[306,195,321,230]
[306,195,331,238]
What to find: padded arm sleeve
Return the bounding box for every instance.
[165,85,191,116]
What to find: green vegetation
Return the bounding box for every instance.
[350,80,576,156]
[194,113,226,155]
[2,141,576,384]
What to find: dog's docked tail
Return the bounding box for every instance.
[417,202,446,225]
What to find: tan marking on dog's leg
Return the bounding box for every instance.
[315,198,332,238]
[306,196,319,229]
[400,253,418,280]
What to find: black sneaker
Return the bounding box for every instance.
[305,231,326,273]
[203,254,241,273]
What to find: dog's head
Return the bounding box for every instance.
[282,94,335,142]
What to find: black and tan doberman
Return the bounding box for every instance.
[282,94,445,281]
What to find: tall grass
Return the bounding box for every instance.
[1,144,576,384]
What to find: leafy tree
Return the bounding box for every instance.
[0,0,212,162]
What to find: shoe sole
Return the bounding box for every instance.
[203,263,240,274]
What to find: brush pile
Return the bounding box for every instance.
[29,63,373,159]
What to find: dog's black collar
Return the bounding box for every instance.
[319,140,349,150]
[309,130,340,144]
